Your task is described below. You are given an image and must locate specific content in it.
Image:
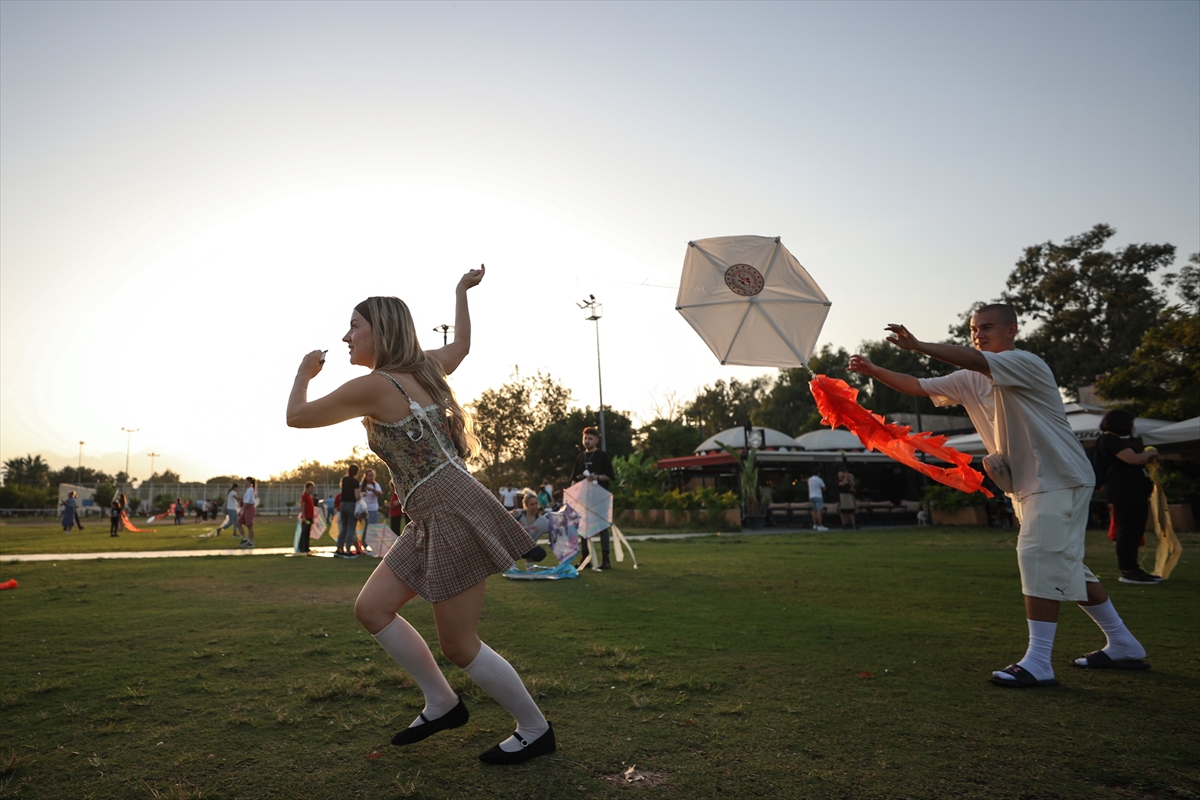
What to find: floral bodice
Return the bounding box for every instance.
[363,371,469,504]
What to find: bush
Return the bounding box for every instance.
[922,484,987,512]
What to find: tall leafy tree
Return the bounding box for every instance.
[637,419,704,460]
[48,465,114,486]
[525,407,634,488]
[964,224,1176,397]
[1095,253,1200,421]
[752,345,863,436]
[466,368,573,487]
[684,376,772,438]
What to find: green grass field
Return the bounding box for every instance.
[1,522,1197,799]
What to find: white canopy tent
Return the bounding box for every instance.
[793,429,865,451]
[943,411,1176,456]
[695,427,800,454]
[1142,417,1200,447]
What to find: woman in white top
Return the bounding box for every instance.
[361,468,384,525]
[241,477,258,548]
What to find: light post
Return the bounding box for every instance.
[147,452,160,512]
[121,427,139,487]
[77,441,85,485]
[577,294,607,452]
[433,324,453,346]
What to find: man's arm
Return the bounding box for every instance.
[883,324,990,375]
[847,355,930,397]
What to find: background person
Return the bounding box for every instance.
[240,477,258,548]
[511,490,549,565]
[848,304,1150,686]
[1094,409,1161,585]
[807,469,828,531]
[298,482,315,554]
[837,469,858,529]
[174,497,185,525]
[109,499,121,537]
[286,267,554,764]
[61,491,77,533]
[362,468,384,524]
[389,482,406,536]
[337,465,362,558]
[216,482,241,538]
[571,426,614,570]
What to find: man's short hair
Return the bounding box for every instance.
[304,481,315,489]
[974,303,1018,327]
[348,464,360,476]
[582,426,600,438]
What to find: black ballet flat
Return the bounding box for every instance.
[478,722,556,765]
[390,696,468,746]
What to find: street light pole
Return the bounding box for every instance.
[77,441,85,485]
[577,295,607,452]
[121,427,139,486]
[433,324,453,346]
[148,452,160,511]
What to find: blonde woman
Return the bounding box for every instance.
[286,266,554,765]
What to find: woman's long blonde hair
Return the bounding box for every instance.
[358,295,479,459]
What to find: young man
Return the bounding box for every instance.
[570,426,615,569]
[848,304,1149,687]
[299,482,315,554]
[807,469,828,531]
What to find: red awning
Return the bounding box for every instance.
[656,452,739,469]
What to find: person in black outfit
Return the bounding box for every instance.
[1095,410,1161,585]
[570,426,614,570]
[338,464,362,558]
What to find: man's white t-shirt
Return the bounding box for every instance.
[361,482,382,512]
[500,487,518,508]
[918,349,1093,499]
[807,475,825,500]
[226,490,239,511]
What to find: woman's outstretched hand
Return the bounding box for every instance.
[458,264,486,292]
[298,349,325,380]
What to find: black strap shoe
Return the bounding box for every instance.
[391,696,469,746]
[478,722,556,765]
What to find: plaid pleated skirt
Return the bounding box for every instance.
[384,465,532,602]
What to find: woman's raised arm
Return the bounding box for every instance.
[426,265,484,376]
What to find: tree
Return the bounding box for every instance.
[637,419,704,461]
[48,466,115,486]
[966,224,1176,398]
[145,470,182,485]
[2,454,51,487]
[752,345,864,436]
[524,407,634,489]
[467,368,573,487]
[1095,254,1200,421]
[684,376,772,438]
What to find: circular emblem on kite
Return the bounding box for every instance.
[724,264,764,297]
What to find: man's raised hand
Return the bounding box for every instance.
[847,354,875,376]
[884,324,920,351]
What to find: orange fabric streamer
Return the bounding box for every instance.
[809,374,993,498]
[120,510,156,533]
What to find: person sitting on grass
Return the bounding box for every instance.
[286,265,555,764]
[848,304,1150,687]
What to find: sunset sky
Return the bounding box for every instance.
[2,1,1197,483]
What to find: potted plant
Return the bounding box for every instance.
[923,484,989,526]
[719,443,764,529]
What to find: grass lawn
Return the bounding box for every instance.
[0,525,1197,799]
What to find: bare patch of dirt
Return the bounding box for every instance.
[602,765,669,788]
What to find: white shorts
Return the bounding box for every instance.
[1013,485,1098,602]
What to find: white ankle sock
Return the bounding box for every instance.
[463,642,548,752]
[373,617,459,728]
[1078,600,1146,661]
[994,619,1056,682]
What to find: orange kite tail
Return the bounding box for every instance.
[120,510,156,533]
[809,374,992,498]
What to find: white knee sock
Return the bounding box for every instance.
[373,617,459,727]
[463,642,549,752]
[1078,600,1146,661]
[994,619,1056,682]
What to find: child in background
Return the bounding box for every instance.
[109,500,121,537]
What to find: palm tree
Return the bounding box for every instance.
[2,454,51,487]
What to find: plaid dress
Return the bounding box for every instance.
[365,372,531,602]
